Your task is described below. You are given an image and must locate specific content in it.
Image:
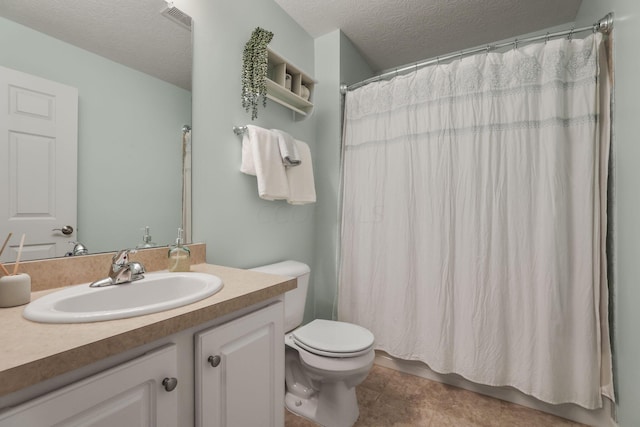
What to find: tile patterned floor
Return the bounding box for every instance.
[284,364,587,427]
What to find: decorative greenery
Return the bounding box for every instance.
[242,27,274,120]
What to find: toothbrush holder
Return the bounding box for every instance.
[0,273,31,307]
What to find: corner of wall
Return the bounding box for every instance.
[310,31,373,321]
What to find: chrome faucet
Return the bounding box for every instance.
[90,249,146,287]
[65,241,89,256]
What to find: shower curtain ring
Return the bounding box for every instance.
[436,56,440,66]
[568,27,575,41]
[545,32,550,44]
[514,38,519,50]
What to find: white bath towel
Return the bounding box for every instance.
[241,125,289,200]
[272,129,301,167]
[286,140,316,205]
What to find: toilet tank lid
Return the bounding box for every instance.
[250,260,310,277]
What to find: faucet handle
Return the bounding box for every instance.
[112,248,137,265]
[128,261,146,281]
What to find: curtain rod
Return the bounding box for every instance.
[341,13,613,94]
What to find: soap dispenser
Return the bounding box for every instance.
[136,226,156,249]
[168,228,190,272]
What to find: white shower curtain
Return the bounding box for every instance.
[339,34,612,409]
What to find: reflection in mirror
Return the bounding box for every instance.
[0,0,192,261]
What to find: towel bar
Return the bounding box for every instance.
[233,126,248,136]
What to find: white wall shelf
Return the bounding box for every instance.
[266,48,315,119]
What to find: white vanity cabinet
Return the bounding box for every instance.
[195,301,284,427]
[0,344,178,427]
[0,299,286,427]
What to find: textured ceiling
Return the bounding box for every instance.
[0,0,192,90]
[275,0,583,72]
[1,1,583,90]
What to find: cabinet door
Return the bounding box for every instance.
[0,344,178,427]
[195,302,284,427]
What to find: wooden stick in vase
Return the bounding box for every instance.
[12,234,26,275]
[0,233,13,276]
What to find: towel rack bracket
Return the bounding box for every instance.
[233,126,248,136]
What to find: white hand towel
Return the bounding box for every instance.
[242,125,289,200]
[272,129,301,167]
[286,140,316,205]
[240,133,256,176]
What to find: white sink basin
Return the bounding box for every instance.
[23,271,223,323]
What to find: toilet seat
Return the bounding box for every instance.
[292,319,374,358]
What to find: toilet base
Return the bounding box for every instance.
[285,392,318,423]
[285,380,359,427]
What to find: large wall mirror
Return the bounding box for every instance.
[0,0,192,261]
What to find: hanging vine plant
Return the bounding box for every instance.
[242,27,274,120]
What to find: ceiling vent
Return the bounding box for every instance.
[161,2,192,31]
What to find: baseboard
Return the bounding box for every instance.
[374,351,616,427]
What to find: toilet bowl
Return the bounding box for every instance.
[285,320,375,427]
[251,261,375,427]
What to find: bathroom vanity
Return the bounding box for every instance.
[0,261,294,426]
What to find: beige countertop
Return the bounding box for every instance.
[0,263,295,397]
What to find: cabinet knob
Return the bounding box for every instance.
[208,355,221,367]
[162,377,178,392]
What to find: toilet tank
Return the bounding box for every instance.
[250,260,310,332]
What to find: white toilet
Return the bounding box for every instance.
[251,260,375,427]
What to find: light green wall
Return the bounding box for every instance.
[312,30,373,320]
[181,0,372,322]
[0,17,191,253]
[340,33,375,87]
[182,0,317,292]
[312,31,342,320]
[575,2,640,425]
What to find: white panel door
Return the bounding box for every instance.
[0,65,78,262]
[0,344,178,427]
[195,302,285,427]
